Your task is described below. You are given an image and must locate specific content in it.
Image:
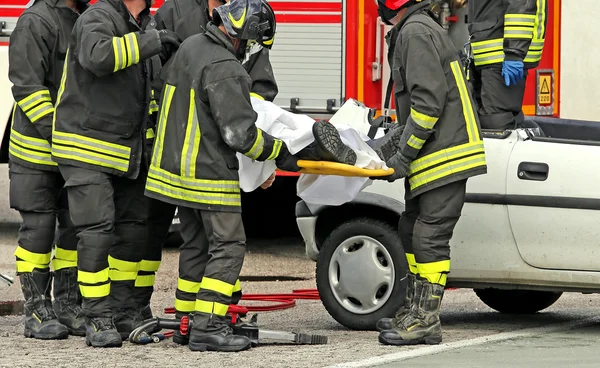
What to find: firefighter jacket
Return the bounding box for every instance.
[468,0,548,69]
[153,0,278,102]
[52,0,164,179]
[145,23,285,212]
[7,0,87,172]
[387,2,487,198]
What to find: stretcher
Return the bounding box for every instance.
[296,160,395,177]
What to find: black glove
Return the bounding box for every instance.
[371,151,411,183]
[158,29,181,49]
[275,142,301,172]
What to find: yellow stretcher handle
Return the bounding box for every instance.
[295,160,395,177]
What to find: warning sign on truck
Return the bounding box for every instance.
[535,70,554,116]
[538,75,552,105]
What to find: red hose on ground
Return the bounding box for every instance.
[163,289,321,315]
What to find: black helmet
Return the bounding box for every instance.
[213,0,276,49]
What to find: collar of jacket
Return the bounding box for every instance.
[205,22,236,56]
[104,0,151,24]
[395,1,433,31]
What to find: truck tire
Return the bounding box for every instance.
[316,218,407,330]
[474,288,562,314]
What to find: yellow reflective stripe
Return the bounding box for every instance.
[504,13,536,26]
[470,38,503,53]
[53,49,69,128]
[52,258,77,271]
[146,176,242,206]
[181,89,202,178]
[420,273,447,286]
[78,268,109,284]
[417,259,450,274]
[473,51,505,66]
[27,102,54,123]
[53,131,130,159]
[108,255,139,272]
[450,61,479,142]
[249,92,264,100]
[246,129,264,160]
[52,146,129,172]
[175,299,196,313]
[112,37,125,72]
[409,154,487,190]
[410,108,437,130]
[14,246,51,266]
[135,274,155,287]
[233,279,241,292]
[124,33,140,67]
[10,129,51,152]
[18,90,51,112]
[535,0,546,41]
[109,269,138,281]
[80,283,111,298]
[9,145,57,166]
[139,260,161,272]
[407,135,425,150]
[200,277,234,297]
[148,165,239,192]
[54,247,77,262]
[504,27,533,39]
[178,278,202,294]
[149,100,159,114]
[195,300,229,316]
[406,253,417,274]
[16,260,46,272]
[146,128,155,139]
[153,84,176,167]
[266,139,282,160]
[409,141,484,175]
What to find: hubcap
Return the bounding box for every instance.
[328,236,395,314]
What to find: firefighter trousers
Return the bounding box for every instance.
[176,206,245,331]
[59,164,151,317]
[472,65,527,131]
[9,161,78,273]
[398,179,467,286]
[134,198,175,309]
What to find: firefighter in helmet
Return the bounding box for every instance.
[51,0,182,347]
[7,0,90,340]
[370,0,487,345]
[462,0,549,130]
[143,0,308,352]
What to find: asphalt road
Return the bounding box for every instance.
[2,225,600,368]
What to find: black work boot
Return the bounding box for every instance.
[370,123,405,163]
[113,307,141,340]
[309,120,357,165]
[53,268,86,336]
[172,312,190,345]
[19,269,69,340]
[137,304,161,334]
[188,314,251,353]
[379,278,444,346]
[84,316,123,348]
[376,273,416,332]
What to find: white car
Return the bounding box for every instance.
[296,119,600,330]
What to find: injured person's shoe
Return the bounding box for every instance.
[306,120,357,165]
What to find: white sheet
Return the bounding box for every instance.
[236,98,386,206]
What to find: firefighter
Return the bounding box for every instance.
[466,0,548,130]
[139,0,280,340]
[371,0,487,345]
[143,0,301,351]
[51,0,181,347]
[7,0,90,340]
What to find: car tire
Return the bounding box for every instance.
[474,288,562,314]
[316,217,407,330]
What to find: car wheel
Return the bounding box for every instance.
[474,288,562,314]
[316,217,407,330]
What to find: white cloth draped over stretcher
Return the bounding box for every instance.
[236,97,387,206]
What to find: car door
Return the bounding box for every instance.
[506,135,600,271]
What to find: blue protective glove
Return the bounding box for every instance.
[501,60,524,86]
